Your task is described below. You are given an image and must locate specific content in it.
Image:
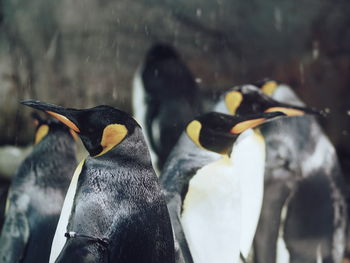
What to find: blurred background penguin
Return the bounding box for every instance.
[0,113,77,263]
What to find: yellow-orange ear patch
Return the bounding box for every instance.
[35,124,49,144]
[265,107,304,116]
[46,111,80,133]
[231,118,266,134]
[225,91,243,115]
[95,124,128,157]
[261,81,277,96]
[186,120,202,149]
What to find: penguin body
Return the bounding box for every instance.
[235,81,347,263]
[213,91,267,259]
[212,83,324,262]
[22,101,175,263]
[0,115,77,263]
[132,43,201,170]
[160,111,284,263]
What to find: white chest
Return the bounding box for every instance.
[49,159,85,263]
[181,156,241,263]
[232,130,266,257]
[180,130,266,263]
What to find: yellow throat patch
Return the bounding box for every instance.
[35,125,49,144]
[95,124,128,157]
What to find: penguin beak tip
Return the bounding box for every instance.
[20,99,45,109]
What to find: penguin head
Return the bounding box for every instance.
[145,43,179,64]
[223,83,321,117]
[22,100,139,157]
[31,112,77,144]
[186,111,285,155]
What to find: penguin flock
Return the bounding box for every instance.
[0,42,347,263]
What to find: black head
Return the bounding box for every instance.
[145,43,179,64]
[31,112,77,144]
[22,100,140,157]
[186,111,285,155]
[223,84,321,117]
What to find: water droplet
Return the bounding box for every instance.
[195,78,202,83]
[312,41,319,60]
[112,88,118,100]
[299,62,305,84]
[196,8,202,17]
[274,7,282,32]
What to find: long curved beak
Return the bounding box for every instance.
[231,111,285,134]
[264,101,322,117]
[21,100,81,133]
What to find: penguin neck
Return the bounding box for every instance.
[31,131,76,184]
[37,130,76,154]
[92,127,153,167]
[230,128,264,160]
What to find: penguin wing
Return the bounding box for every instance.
[0,209,30,262]
[54,238,106,263]
[253,179,292,263]
[167,194,194,263]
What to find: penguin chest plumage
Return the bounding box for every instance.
[49,159,85,263]
[181,156,241,263]
[232,129,266,257]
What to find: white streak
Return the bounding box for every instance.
[316,244,323,263]
[49,159,85,263]
[233,129,266,258]
[132,69,159,173]
[276,194,291,263]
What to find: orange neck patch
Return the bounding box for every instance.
[94,124,128,157]
[35,124,49,144]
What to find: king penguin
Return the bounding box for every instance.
[238,80,347,263]
[212,84,318,262]
[0,112,77,263]
[21,100,175,263]
[160,110,285,263]
[132,43,201,171]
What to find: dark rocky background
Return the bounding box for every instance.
[0,0,349,181]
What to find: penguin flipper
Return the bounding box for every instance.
[0,211,30,263]
[253,180,291,263]
[168,195,193,263]
[55,238,106,263]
